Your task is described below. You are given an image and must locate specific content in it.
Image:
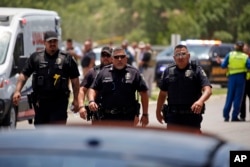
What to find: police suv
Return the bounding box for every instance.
[155,40,234,87]
[0,8,61,128]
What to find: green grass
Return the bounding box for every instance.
[150,86,227,101]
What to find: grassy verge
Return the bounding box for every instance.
[150,86,227,101]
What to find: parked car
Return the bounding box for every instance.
[0,125,248,167]
[155,40,234,87]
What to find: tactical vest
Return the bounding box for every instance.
[167,63,202,107]
[228,51,248,75]
[32,51,69,94]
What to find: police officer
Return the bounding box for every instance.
[13,30,80,126]
[78,46,113,119]
[218,41,250,121]
[156,44,212,133]
[88,47,149,126]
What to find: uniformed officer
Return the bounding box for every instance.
[156,44,212,133]
[78,46,113,120]
[13,30,80,126]
[88,47,149,126]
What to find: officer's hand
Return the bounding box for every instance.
[13,91,21,106]
[156,112,164,124]
[72,100,79,113]
[89,101,98,112]
[140,115,149,127]
[79,107,87,120]
[191,102,203,114]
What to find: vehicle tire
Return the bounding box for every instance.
[1,106,17,129]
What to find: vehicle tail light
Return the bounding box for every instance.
[19,18,27,27]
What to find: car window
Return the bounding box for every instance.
[157,46,174,58]
[211,45,233,58]
[186,45,211,59]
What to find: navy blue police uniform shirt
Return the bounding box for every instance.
[22,50,80,81]
[91,64,148,109]
[80,65,102,89]
[159,64,211,105]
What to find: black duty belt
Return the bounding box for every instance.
[170,109,194,114]
[104,109,128,114]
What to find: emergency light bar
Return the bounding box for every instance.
[182,39,222,45]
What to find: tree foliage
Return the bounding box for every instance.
[1,0,250,45]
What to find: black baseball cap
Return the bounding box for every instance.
[44,31,58,41]
[101,46,112,55]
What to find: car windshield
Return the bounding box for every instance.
[157,45,211,59]
[0,29,11,65]
[187,45,211,59]
[157,46,174,58]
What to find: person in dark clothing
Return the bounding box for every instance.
[78,46,113,119]
[13,31,80,126]
[88,47,149,126]
[156,44,212,133]
[121,40,134,66]
[81,40,96,77]
[239,43,250,121]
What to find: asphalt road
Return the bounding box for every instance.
[16,94,250,148]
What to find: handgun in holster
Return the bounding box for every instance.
[85,105,93,121]
[161,104,169,123]
[85,104,104,121]
[27,92,38,109]
[135,101,140,117]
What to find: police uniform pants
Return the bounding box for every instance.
[166,113,203,133]
[34,96,68,126]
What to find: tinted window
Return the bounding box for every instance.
[211,45,233,58]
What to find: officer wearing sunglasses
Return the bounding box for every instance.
[78,46,113,120]
[156,44,212,133]
[88,47,149,126]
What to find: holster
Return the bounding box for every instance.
[85,104,104,121]
[161,104,169,123]
[135,101,140,117]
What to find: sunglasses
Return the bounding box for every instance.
[101,53,111,58]
[174,52,187,57]
[113,55,126,59]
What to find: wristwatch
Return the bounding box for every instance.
[88,100,95,104]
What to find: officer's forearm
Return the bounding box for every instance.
[139,91,149,115]
[15,73,28,93]
[78,86,87,106]
[200,86,212,103]
[87,88,97,101]
[71,78,80,101]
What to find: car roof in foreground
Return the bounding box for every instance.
[0,125,248,167]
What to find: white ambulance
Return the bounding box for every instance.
[0,7,62,128]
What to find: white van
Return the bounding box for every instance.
[0,7,62,128]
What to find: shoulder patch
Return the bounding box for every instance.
[201,69,207,77]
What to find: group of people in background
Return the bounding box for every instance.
[62,38,156,98]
